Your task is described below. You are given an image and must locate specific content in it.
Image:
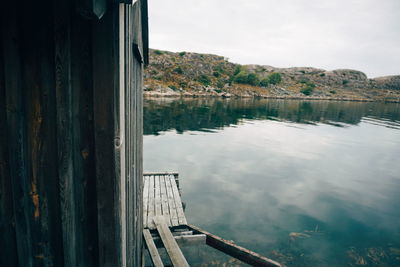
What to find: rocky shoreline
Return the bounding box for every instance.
[144,49,400,103]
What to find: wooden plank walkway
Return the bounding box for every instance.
[143,173,187,230]
[142,172,282,267]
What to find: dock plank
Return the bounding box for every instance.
[165,175,179,226]
[155,175,162,218]
[153,216,189,267]
[159,175,171,227]
[143,175,150,228]
[143,229,164,267]
[170,175,187,225]
[148,175,155,229]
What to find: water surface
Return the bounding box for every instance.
[144,98,400,266]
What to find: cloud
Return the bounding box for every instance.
[148,0,400,78]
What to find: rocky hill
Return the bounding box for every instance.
[144,49,400,102]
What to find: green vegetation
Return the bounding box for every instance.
[343,80,349,86]
[154,50,163,55]
[260,78,269,87]
[233,71,249,84]
[179,51,186,56]
[233,65,242,76]
[330,90,336,94]
[246,73,260,86]
[216,80,225,89]
[268,73,282,85]
[213,71,221,77]
[231,69,282,87]
[179,81,187,88]
[298,79,308,84]
[174,67,184,74]
[197,74,211,86]
[168,85,177,90]
[214,64,225,74]
[300,82,316,96]
[319,73,326,77]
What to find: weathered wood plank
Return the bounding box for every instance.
[170,176,187,225]
[20,1,63,265]
[187,224,282,267]
[70,9,99,266]
[147,175,155,229]
[143,175,150,228]
[159,175,171,226]
[155,175,162,217]
[92,5,121,265]
[54,1,78,265]
[153,216,189,267]
[143,229,164,267]
[165,175,179,226]
[0,28,19,267]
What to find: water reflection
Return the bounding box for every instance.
[144,98,400,266]
[144,98,400,135]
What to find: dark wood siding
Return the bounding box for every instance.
[0,0,147,266]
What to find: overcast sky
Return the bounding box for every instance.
[148,0,399,78]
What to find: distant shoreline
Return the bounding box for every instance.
[143,92,400,103]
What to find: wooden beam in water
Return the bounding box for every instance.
[187,224,283,267]
[153,216,189,267]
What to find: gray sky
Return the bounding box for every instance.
[148,0,399,78]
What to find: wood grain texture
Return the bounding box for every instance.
[1,1,147,266]
[0,23,19,267]
[143,229,164,267]
[153,216,189,267]
[188,224,283,267]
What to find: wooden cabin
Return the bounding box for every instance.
[0,0,148,266]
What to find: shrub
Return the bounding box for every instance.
[298,78,308,84]
[233,65,242,76]
[154,50,163,55]
[342,80,349,86]
[179,51,186,56]
[214,64,225,74]
[329,90,336,94]
[216,80,225,89]
[233,71,249,84]
[179,81,187,88]
[300,82,316,96]
[260,78,270,87]
[319,73,326,77]
[197,75,211,86]
[268,73,282,85]
[174,67,183,74]
[168,85,177,90]
[213,71,221,78]
[301,87,313,95]
[247,73,260,86]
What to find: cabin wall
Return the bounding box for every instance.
[0,0,146,266]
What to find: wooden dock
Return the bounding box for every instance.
[143,173,187,230]
[142,172,283,267]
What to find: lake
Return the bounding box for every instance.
[143,98,400,266]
